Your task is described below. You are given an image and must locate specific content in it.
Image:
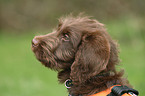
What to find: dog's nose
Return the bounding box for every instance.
[32,38,39,47]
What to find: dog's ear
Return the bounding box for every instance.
[70,31,110,84]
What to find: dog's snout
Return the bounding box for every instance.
[32,38,39,47]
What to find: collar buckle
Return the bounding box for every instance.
[65,79,73,88]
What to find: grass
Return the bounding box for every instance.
[0,18,144,96]
[0,33,67,96]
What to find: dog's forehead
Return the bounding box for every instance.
[56,16,106,36]
[57,17,79,33]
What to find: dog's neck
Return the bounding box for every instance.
[58,70,126,96]
[65,72,111,88]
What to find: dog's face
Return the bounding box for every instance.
[31,16,83,70]
[32,16,118,83]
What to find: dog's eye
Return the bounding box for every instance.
[61,33,69,42]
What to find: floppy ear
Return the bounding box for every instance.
[70,31,110,84]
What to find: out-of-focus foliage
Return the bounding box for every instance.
[0,0,145,32]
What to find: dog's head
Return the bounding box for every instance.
[32,15,119,84]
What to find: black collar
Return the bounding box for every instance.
[65,72,111,96]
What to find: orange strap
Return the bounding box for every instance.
[90,85,131,96]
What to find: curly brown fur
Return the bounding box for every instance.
[31,15,131,96]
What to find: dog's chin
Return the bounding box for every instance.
[34,53,72,70]
[40,60,72,70]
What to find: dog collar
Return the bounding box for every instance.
[65,79,73,88]
[65,72,110,89]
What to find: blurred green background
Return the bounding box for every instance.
[0,0,145,96]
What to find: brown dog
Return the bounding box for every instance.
[31,15,131,96]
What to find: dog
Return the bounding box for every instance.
[31,15,133,96]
